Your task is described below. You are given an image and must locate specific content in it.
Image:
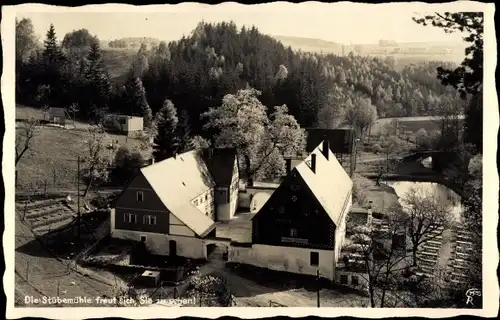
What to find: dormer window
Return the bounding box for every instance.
[137,191,144,202]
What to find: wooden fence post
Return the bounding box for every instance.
[53,168,56,187]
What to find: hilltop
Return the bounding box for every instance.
[273,35,466,67]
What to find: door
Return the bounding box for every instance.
[169,240,177,257]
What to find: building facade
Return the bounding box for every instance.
[229,141,353,280]
[110,148,238,260]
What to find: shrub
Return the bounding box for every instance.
[372,143,383,154]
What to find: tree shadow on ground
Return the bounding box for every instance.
[216,263,364,299]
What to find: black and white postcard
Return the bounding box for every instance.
[2,1,498,318]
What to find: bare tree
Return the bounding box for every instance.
[40,104,50,122]
[81,125,110,197]
[342,207,409,307]
[15,117,39,166]
[401,186,453,266]
[374,159,399,186]
[68,103,80,128]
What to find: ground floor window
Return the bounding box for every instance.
[340,274,348,284]
[124,213,137,224]
[310,252,319,266]
[143,215,156,225]
[351,275,359,286]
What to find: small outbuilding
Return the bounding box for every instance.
[139,270,161,287]
[105,115,144,136]
[48,107,68,126]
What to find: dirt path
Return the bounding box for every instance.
[14,212,116,307]
[198,249,368,308]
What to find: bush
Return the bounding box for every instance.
[352,180,367,207]
[90,194,109,209]
[372,143,383,154]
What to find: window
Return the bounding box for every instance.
[351,275,359,286]
[124,213,137,224]
[291,195,298,202]
[278,206,285,214]
[310,252,319,266]
[140,235,146,242]
[143,215,156,225]
[340,275,348,285]
[194,199,198,206]
[205,194,208,201]
[290,228,298,237]
[136,191,144,202]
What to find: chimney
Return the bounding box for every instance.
[367,200,373,226]
[311,154,316,173]
[149,158,155,165]
[173,152,177,159]
[285,158,292,175]
[322,139,329,160]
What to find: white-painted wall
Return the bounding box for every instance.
[111,229,206,259]
[192,188,215,219]
[228,244,335,280]
[334,193,353,267]
[168,213,196,236]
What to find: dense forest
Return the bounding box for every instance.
[16,19,468,142]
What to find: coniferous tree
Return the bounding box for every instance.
[153,99,180,162]
[42,24,63,63]
[81,39,112,117]
[40,23,66,107]
[123,76,153,128]
[176,108,192,152]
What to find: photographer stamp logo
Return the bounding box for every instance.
[465,288,481,306]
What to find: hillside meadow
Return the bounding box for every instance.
[15,106,148,191]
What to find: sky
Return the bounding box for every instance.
[17,2,467,45]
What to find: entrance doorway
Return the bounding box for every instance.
[169,240,177,257]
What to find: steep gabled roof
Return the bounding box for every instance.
[140,150,217,237]
[295,142,353,227]
[202,148,237,186]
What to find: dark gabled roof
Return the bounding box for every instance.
[49,107,67,117]
[202,148,237,186]
[305,128,355,154]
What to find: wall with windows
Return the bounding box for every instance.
[228,244,335,280]
[192,188,215,220]
[111,228,206,259]
[335,270,369,291]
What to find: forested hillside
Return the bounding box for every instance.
[16,20,463,139]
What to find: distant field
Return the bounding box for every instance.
[101,49,137,83]
[15,105,147,191]
[371,116,465,136]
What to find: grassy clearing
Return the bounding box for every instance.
[101,49,137,83]
[352,174,401,214]
[16,106,148,191]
